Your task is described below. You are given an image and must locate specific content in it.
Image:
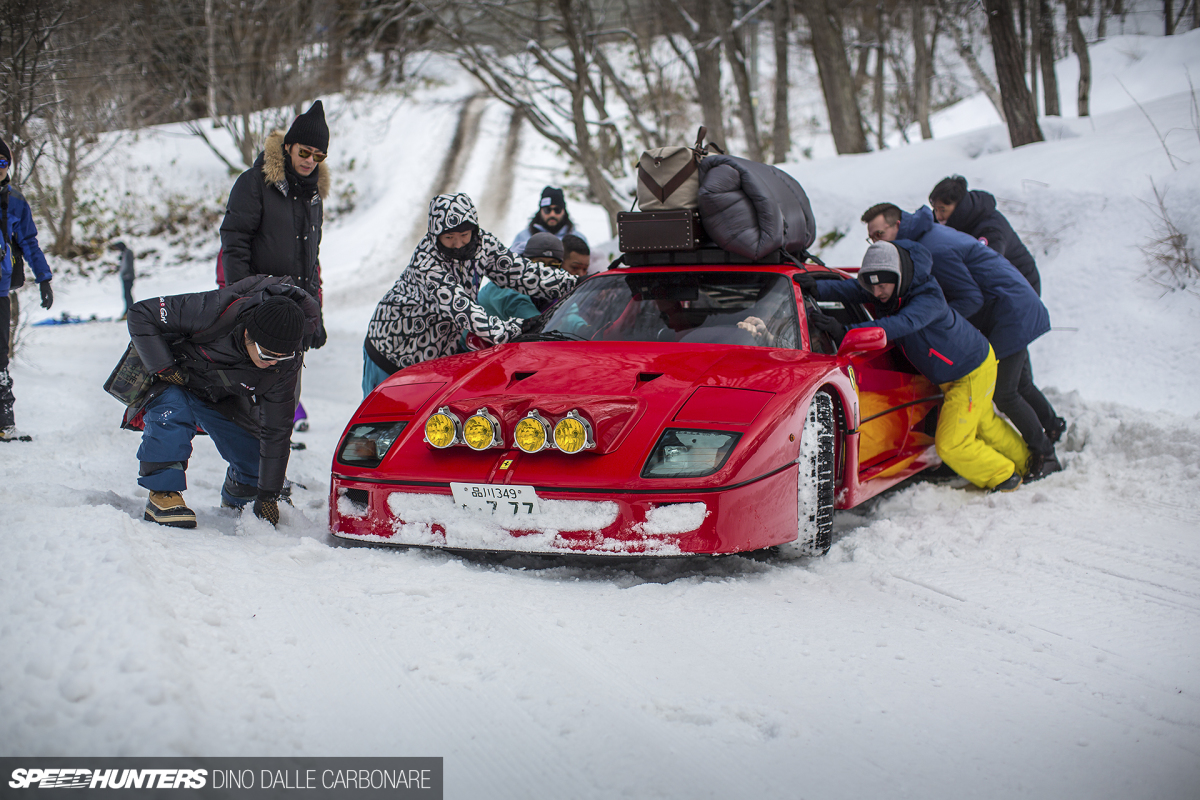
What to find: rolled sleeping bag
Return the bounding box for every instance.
[697,154,816,260]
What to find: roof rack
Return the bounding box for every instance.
[616,245,795,268]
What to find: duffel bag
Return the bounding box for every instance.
[103,342,156,407]
[637,127,716,211]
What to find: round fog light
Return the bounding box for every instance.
[514,411,551,453]
[554,410,594,454]
[424,408,461,449]
[463,408,502,450]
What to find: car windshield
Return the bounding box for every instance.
[535,271,800,348]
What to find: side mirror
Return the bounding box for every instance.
[837,326,887,357]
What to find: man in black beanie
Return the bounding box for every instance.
[219,100,331,434]
[124,276,320,528]
[510,185,588,256]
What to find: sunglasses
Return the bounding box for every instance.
[252,340,297,363]
[542,205,564,214]
[0,158,9,169]
[296,147,326,163]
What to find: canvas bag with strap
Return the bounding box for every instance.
[103,295,254,408]
[636,127,714,212]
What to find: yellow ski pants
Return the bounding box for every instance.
[936,347,1030,489]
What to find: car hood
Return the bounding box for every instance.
[345,341,828,488]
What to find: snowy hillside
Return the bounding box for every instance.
[3,31,1200,800]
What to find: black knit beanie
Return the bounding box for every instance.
[0,138,11,164]
[247,297,305,355]
[284,101,329,152]
[539,186,566,210]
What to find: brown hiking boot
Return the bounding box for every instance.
[145,491,197,529]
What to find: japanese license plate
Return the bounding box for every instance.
[450,483,541,516]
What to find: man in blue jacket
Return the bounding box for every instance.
[1,138,54,442]
[863,202,1061,479]
[801,240,1028,492]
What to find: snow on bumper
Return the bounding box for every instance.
[329,468,797,555]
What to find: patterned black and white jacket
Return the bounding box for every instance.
[364,193,578,373]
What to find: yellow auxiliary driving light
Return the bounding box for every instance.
[514,410,551,453]
[553,410,595,454]
[463,408,503,451]
[424,407,462,449]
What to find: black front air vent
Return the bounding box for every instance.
[636,372,664,386]
[509,371,537,388]
[345,488,370,508]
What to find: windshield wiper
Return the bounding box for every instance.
[512,329,588,342]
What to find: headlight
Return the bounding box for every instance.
[337,421,409,468]
[463,408,502,450]
[641,429,742,478]
[424,407,461,449]
[554,410,595,454]
[514,410,551,453]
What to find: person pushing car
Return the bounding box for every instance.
[124,276,320,528]
[799,240,1029,492]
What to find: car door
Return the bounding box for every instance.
[805,293,942,480]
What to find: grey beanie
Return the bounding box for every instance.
[525,232,565,261]
[858,241,902,288]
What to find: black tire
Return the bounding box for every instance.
[786,391,835,557]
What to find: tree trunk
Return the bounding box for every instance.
[912,0,935,140]
[1097,0,1108,38]
[1029,0,1040,112]
[984,0,1044,146]
[52,136,77,257]
[874,6,887,149]
[800,0,870,153]
[691,0,728,150]
[952,23,1006,123]
[1065,0,1091,115]
[772,0,792,162]
[717,0,764,161]
[205,0,219,120]
[1164,0,1174,33]
[1037,0,1060,115]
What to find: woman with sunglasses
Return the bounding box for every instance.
[219,101,331,439]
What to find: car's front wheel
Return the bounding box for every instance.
[783,390,835,557]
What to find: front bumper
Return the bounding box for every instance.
[329,467,798,556]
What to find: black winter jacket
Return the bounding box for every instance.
[126,276,320,494]
[220,130,329,302]
[944,190,1040,296]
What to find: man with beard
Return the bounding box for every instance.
[219,101,330,437]
[798,241,1029,492]
[362,194,577,396]
[510,186,588,255]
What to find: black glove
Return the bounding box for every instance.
[253,493,281,526]
[39,280,54,309]
[808,309,845,340]
[305,318,327,350]
[795,274,818,296]
[158,365,188,386]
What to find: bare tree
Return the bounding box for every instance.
[713,0,769,161]
[911,0,942,139]
[771,0,791,162]
[668,0,729,149]
[797,0,870,153]
[1036,0,1060,115]
[0,0,70,176]
[1064,0,1090,116]
[983,0,1043,146]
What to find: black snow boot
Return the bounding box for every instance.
[1026,448,1063,482]
[993,471,1023,493]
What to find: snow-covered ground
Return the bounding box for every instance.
[3,31,1200,800]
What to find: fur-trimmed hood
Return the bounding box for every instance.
[261,130,330,200]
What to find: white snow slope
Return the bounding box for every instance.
[3,33,1200,800]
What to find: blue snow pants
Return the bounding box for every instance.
[137,386,259,504]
